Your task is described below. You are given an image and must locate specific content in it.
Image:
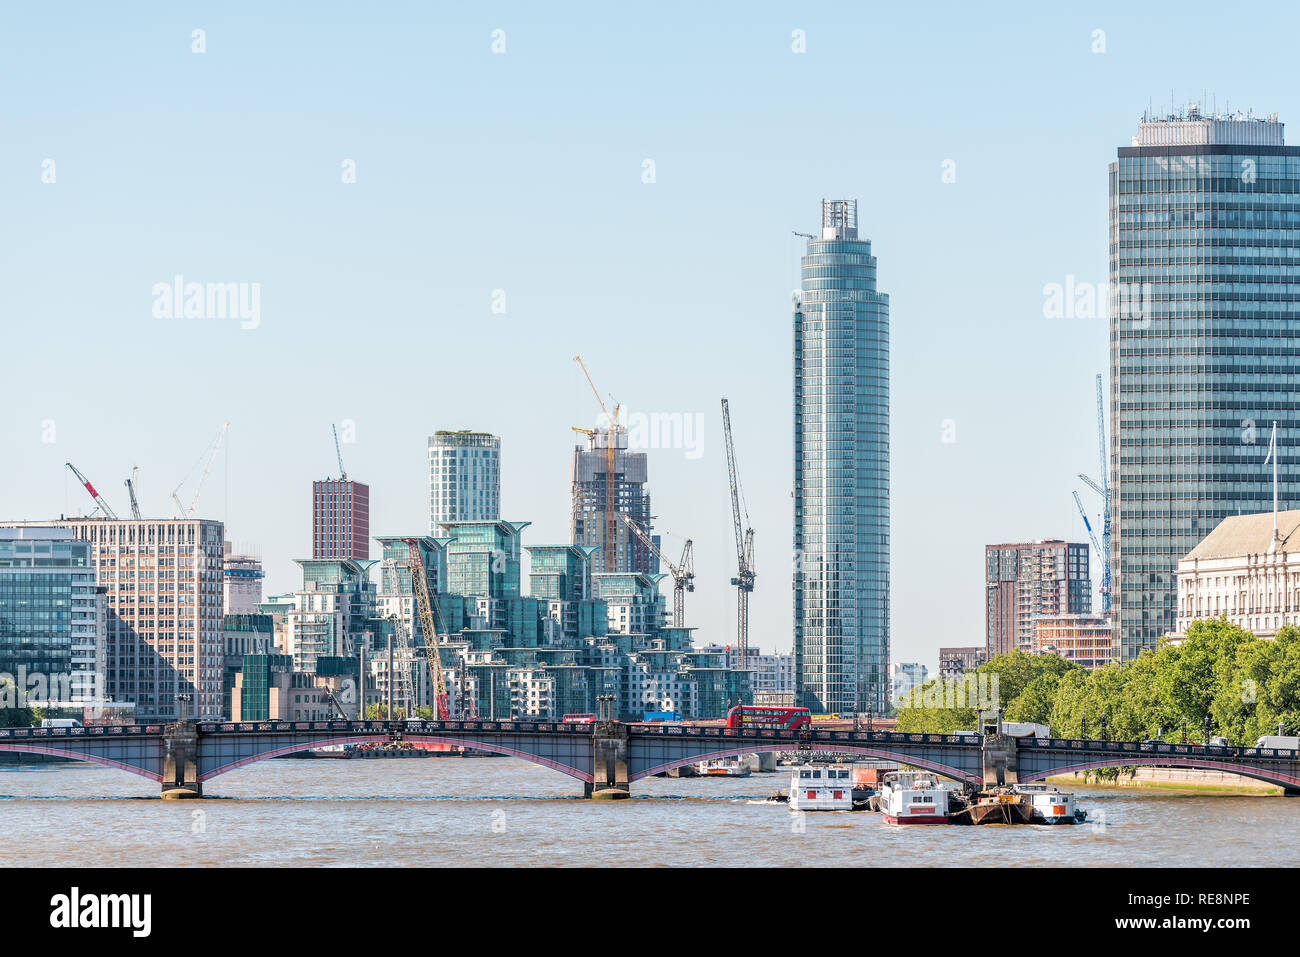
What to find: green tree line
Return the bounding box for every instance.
[896,618,1300,745]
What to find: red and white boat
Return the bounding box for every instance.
[879,770,950,825]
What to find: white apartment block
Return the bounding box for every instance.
[509,667,556,719]
[1174,509,1300,641]
[428,431,500,533]
[368,646,431,716]
[624,657,698,718]
[284,597,346,674]
[375,592,419,649]
[699,644,794,697]
[605,598,658,636]
[4,519,226,720]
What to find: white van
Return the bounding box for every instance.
[1001,721,1050,739]
[1254,735,1300,750]
[40,718,82,729]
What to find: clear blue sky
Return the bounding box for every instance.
[4,1,1297,673]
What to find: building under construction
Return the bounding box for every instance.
[569,427,659,575]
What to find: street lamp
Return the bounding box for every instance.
[1081,711,1087,740]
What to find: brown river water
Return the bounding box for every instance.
[2,758,1298,867]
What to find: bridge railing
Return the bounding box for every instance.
[190,719,594,736]
[629,726,979,747]
[1022,737,1298,761]
[0,724,164,739]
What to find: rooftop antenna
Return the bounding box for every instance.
[332,423,347,481]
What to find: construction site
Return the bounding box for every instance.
[5,341,786,729]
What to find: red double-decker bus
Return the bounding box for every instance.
[561,713,596,724]
[725,706,811,731]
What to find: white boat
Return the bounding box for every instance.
[788,765,853,811]
[880,770,950,825]
[695,758,751,777]
[1014,784,1086,824]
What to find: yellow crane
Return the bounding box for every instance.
[403,539,451,720]
[573,356,621,572]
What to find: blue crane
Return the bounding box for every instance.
[1074,374,1111,613]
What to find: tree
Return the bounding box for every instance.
[897,626,1300,746]
[1161,618,1253,734]
[1005,673,1060,725]
[893,679,977,733]
[974,650,1080,708]
[0,676,40,728]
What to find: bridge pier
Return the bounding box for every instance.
[161,720,203,799]
[589,722,630,800]
[982,733,1018,786]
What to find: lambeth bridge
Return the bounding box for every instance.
[2,718,1299,798]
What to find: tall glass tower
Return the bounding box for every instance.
[793,199,890,714]
[1110,109,1300,658]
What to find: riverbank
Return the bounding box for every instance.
[1046,768,1284,796]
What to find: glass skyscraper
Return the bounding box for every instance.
[1110,109,1300,658]
[428,430,501,533]
[0,527,101,708]
[793,199,890,714]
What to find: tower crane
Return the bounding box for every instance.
[621,514,694,627]
[171,421,230,518]
[385,613,418,718]
[573,356,621,573]
[403,538,452,720]
[1072,490,1105,586]
[124,466,142,520]
[1075,374,1112,613]
[720,398,755,668]
[65,462,118,519]
[381,559,419,716]
[332,423,348,480]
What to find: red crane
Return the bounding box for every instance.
[65,462,118,519]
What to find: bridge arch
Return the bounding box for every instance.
[630,742,979,785]
[198,734,594,784]
[0,742,161,782]
[1019,755,1300,791]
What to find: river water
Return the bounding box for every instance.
[2,758,1297,867]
